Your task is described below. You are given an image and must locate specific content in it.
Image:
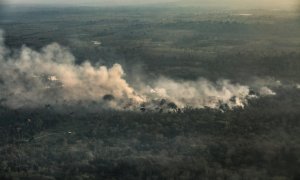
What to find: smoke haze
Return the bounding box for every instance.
[2,0,297,10]
[0,30,275,111]
[0,30,144,109]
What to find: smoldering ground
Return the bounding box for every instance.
[0,30,277,111]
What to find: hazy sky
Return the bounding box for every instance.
[2,0,298,10]
[3,0,178,5]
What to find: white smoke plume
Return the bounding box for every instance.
[0,31,144,109]
[0,30,275,111]
[141,78,251,109]
[259,86,276,96]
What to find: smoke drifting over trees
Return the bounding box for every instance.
[0,30,276,110]
[0,30,143,109]
[0,4,300,180]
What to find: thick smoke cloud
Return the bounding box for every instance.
[0,30,275,111]
[0,30,144,109]
[141,78,251,109]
